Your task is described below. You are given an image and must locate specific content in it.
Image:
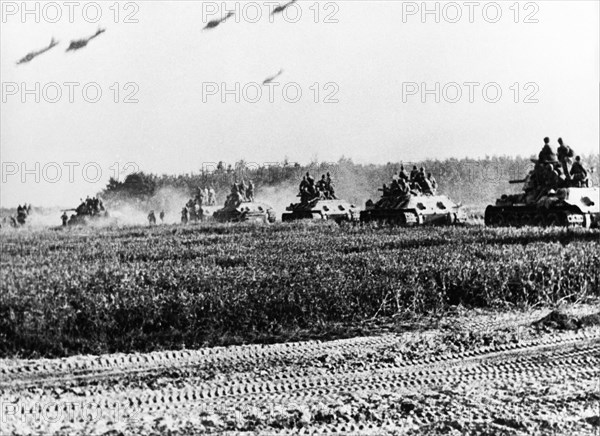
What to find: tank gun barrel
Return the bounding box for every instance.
[509,179,527,184]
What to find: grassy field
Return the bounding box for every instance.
[1,222,599,358]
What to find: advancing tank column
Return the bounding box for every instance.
[485,137,599,228]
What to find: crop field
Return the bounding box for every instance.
[2,222,599,358]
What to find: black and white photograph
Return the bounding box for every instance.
[1,1,599,434]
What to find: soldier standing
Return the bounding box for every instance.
[159,210,165,223]
[181,207,189,224]
[148,210,156,225]
[246,180,255,202]
[325,172,336,199]
[239,180,247,202]
[557,138,574,180]
[61,211,68,227]
[304,172,316,197]
[208,186,216,205]
[538,137,556,163]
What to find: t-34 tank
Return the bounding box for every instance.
[485,184,599,228]
[360,186,465,226]
[213,200,276,223]
[281,196,360,223]
[485,145,599,227]
[64,197,109,226]
[282,172,361,223]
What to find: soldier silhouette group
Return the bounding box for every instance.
[381,165,438,199]
[298,172,336,203]
[182,186,219,224]
[522,137,589,202]
[16,203,31,225]
[76,196,104,216]
[225,180,255,207]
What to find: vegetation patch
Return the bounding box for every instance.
[1,224,598,358]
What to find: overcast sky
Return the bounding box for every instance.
[1,0,599,207]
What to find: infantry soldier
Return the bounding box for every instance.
[306,171,315,186]
[198,188,205,206]
[238,180,247,202]
[427,172,437,193]
[399,165,409,181]
[299,176,309,198]
[398,178,409,196]
[326,172,336,199]
[410,166,419,182]
[181,207,188,224]
[246,180,255,202]
[570,156,588,187]
[557,138,574,180]
[420,174,434,195]
[416,167,428,191]
[316,175,327,193]
[61,211,68,227]
[381,183,390,196]
[208,186,216,205]
[538,137,557,163]
[148,210,156,225]
[305,172,316,197]
[159,210,165,222]
[544,163,560,189]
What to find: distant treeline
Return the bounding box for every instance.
[101,155,599,209]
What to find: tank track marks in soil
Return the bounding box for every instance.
[0,308,569,388]
[1,330,599,435]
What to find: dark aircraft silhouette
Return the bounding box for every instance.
[16,38,58,65]
[66,28,106,52]
[271,0,298,15]
[263,69,284,85]
[204,11,234,29]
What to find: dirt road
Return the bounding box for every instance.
[1,308,599,435]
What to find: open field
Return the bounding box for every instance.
[1,223,599,358]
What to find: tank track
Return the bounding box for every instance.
[484,205,590,227]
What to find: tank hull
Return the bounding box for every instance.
[212,202,276,224]
[484,205,599,228]
[67,211,110,226]
[485,187,600,228]
[359,194,464,226]
[359,209,458,226]
[282,199,360,224]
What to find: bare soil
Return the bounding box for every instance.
[1,304,599,435]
